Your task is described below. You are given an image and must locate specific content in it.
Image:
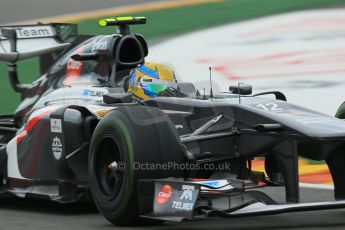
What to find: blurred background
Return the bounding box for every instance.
[2,1,345,229]
[1,0,345,114]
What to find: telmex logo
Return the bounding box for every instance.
[0,26,55,39]
[156,184,173,205]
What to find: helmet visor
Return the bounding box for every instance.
[141,83,168,95]
[140,78,177,95]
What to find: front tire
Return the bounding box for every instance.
[88,106,185,225]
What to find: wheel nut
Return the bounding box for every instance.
[107,161,118,173]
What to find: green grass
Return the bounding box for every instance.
[1,0,345,114]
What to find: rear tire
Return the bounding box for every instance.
[88,106,186,225]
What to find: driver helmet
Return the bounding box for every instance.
[128,62,182,100]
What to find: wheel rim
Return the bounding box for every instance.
[95,135,124,200]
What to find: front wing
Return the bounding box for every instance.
[138,179,345,222]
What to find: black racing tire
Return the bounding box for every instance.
[88,105,186,226]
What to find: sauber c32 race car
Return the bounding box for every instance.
[1,17,345,225]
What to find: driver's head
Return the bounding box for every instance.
[128,62,180,100]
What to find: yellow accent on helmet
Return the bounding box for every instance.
[128,62,177,100]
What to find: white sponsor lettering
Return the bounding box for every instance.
[52,137,62,160]
[91,41,108,52]
[67,59,82,70]
[0,26,55,40]
[158,191,172,199]
[82,89,105,97]
[172,201,194,211]
[50,118,62,133]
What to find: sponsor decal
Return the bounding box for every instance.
[172,200,194,211]
[64,46,84,85]
[156,184,173,205]
[153,182,199,218]
[91,41,108,52]
[0,26,55,40]
[179,185,194,201]
[171,185,195,211]
[52,136,63,160]
[82,89,105,97]
[50,118,62,133]
[67,59,82,70]
[95,109,111,118]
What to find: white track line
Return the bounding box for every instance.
[300,183,334,190]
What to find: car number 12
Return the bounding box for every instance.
[256,103,282,111]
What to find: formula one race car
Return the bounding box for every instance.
[2,17,345,226]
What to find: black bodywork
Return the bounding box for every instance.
[1,17,345,224]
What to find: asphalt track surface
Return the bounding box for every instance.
[1,1,345,230]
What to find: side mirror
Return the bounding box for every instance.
[253,91,287,101]
[229,84,252,95]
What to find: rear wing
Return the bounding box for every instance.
[0,23,77,62]
[0,23,78,97]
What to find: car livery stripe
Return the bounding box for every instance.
[16,109,54,144]
[16,130,28,144]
